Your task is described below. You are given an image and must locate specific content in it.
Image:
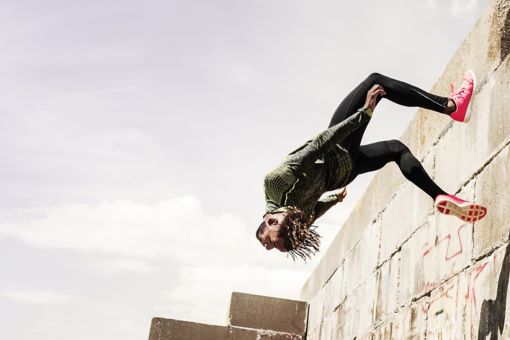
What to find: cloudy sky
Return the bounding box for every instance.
[0,0,490,339]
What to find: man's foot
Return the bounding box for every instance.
[449,70,476,123]
[434,194,487,222]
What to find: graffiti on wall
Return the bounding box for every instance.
[419,221,510,338]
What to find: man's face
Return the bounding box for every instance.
[257,212,288,252]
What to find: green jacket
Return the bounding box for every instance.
[264,108,372,220]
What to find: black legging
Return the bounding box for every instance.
[329,73,448,199]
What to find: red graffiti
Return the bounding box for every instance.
[465,260,490,307]
[437,223,469,261]
[421,223,469,262]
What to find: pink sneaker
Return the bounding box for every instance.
[449,70,476,123]
[434,194,487,222]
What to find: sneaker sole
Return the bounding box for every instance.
[435,197,487,222]
[463,70,476,123]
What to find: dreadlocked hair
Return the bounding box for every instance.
[279,206,321,261]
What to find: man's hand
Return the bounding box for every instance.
[364,84,387,111]
[336,187,347,203]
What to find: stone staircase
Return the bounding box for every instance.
[148,292,308,340]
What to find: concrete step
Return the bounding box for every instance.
[148,318,303,340]
[227,292,307,336]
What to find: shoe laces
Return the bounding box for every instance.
[450,81,470,99]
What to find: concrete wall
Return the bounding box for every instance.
[301,0,510,338]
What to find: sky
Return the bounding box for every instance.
[0,0,491,339]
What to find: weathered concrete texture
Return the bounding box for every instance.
[148,318,227,340]
[474,144,510,258]
[301,0,510,338]
[399,183,475,305]
[148,318,303,340]
[421,272,468,339]
[306,288,325,336]
[373,303,426,340]
[379,182,431,262]
[227,292,307,335]
[343,220,380,295]
[333,273,377,339]
[375,252,399,323]
[434,55,510,195]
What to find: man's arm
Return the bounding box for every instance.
[285,108,372,170]
[285,84,385,172]
[313,195,338,220]
[313,188,347,220]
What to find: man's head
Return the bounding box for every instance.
[256,206,321,261]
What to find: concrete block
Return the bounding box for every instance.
[358,273,377,334]
[257,331,303,340]
[358,331,374,340]
[394,303,427,340]
[399,216,437,304]
[344,220,380,295]
[228,292,307,335]
[306,288,324,334]
[375,253,399,322]
[148,318,304,340]
[318,312,335,340]
[304,326,320,340]
[148,318,228,340]
[308,264,346,339]
[422,273,467,339]
[373,303,426,340]
[334,273,377,339]
[474,145,510,257]
[333,290,360,340]
[373,320,395,340]
[322,264,345,315]
[379,181,432,262]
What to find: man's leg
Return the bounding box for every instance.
[345,139,447,199]
[343,139,487,221]
[328,72,450,127]
[328,72,452,164]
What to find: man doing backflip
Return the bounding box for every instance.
[256,71,487,260]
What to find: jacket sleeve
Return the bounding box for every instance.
[284,108,372,171]
[313,194,338,220]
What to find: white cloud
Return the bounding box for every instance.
[422,0,484,19]
[0,196,280,266]
[1,289,70,304]
[0,196,317,326]
[156,265,309,325]
[0,194,349,269]
[451,0,480,19]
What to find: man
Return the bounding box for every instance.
[256,71,487,261]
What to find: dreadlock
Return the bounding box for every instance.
[279,206,321,261]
